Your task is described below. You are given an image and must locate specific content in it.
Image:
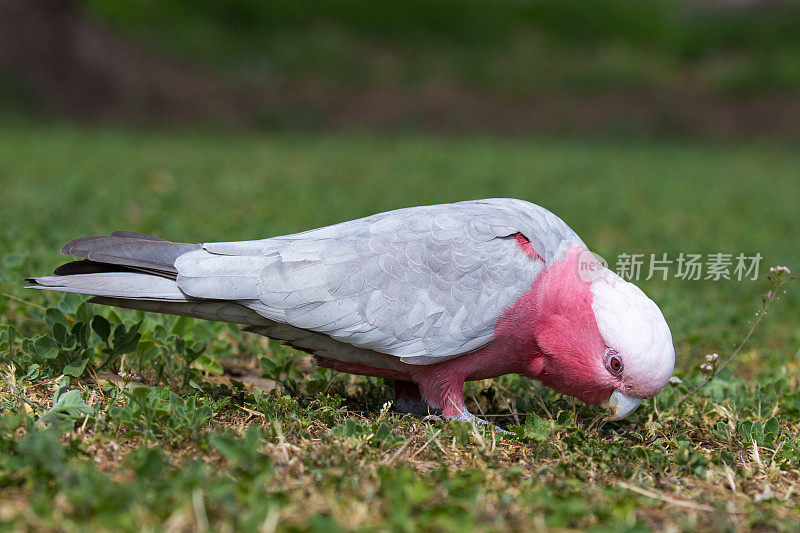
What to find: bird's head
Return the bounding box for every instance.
[506,247,675,421]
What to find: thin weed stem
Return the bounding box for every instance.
[678,273,793,404]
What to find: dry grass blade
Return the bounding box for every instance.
[616,482,715,513]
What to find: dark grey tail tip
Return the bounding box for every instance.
[60,231,168,256]
[109,231,168,241]
[24,277,38,284]
[60,238,81,256]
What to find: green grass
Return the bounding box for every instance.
[1,123,799,531]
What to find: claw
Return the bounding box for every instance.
[444,409,512,435]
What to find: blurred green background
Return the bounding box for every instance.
[88,0,800,95]
[4,0,800,135]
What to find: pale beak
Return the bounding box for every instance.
[602,390,643,421]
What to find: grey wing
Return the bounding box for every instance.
[174,199,583,364]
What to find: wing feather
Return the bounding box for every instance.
[174,199,582,364]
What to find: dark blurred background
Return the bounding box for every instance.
[3,0,800,138]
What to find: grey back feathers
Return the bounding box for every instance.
[28,199,583,366]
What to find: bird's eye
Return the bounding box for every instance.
[605,349,623,376]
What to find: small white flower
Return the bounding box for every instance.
[700,363,713,373]
[705,353,719,363]
[769,265,791,276]
[669,376,683,385]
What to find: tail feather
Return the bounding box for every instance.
[91,297,270,326]
[29,232,200,304]
[53,259,139,276]
[27,273,187,301]
[60,233,200,275]
[108,231,168,242]
[29,232,387,360]
[28,232,269,325]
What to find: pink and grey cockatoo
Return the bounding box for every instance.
[28,199,675,425]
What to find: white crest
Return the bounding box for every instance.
[590,269,675,398]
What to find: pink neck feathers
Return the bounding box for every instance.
[496,247,612,404]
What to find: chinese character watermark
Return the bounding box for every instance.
[576,252,763,282]
[649,252,760,281]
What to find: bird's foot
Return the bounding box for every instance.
[391,379,511,434]
[449,409,513,435]
[426,409,512,435]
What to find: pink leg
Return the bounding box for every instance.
[315,355,509,431]
[413,371,467,417]
[412,368,511,433]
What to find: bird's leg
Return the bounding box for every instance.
[391,379,434,416]
[414,373,511,434]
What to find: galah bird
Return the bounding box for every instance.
[28,199,675,425]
